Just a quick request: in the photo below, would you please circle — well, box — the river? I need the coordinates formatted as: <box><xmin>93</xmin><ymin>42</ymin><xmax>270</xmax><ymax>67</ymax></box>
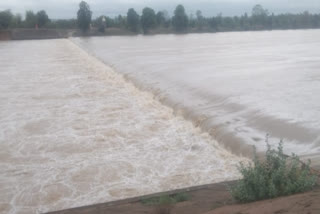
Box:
<box><xmin>0</xmin><ymin>39</ymin><xmax>245</xmax><ymax>214</ymax></box>
<box><xmin>73</xmin><ymin>29</ymin><xmax>320</xmax><ymax>165</ymax></box>
<box><xmin>1</xmin><ymin>29</ymin><xmax>319</xmax><ymax>213</ymax></box>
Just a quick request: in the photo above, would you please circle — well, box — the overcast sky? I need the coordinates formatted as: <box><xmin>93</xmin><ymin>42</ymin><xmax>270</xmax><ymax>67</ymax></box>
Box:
<box><xmin>0</xmin><ymin>0</ymin><xmax>320</xmax><ymax>19</ymax></box>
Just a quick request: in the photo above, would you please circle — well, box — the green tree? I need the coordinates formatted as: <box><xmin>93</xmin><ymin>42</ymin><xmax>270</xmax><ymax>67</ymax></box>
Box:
<box><xmin>172</xmin><ymin>5</ymin><xmax>188</xmax><ymax>32</ymax></box>
<box><xmin>53</xmin><ymin>19</ymin><xmax>77</xmax><ymax>29</ymax></box>
<box><xmin>105</xmin><ymin>16</ymin><xmax>115</xmax><ymax>28</ymax></box>
<box><xmin>10</xmin><ymin>13</ymin><xmax>22</xmax><ymax>28</ymax></box>
<box><xmin>208</xmin><ymin>17</ymin><xmax>217</xmax><ymax>30</ymax></box>
<box><xmin>127</xmin><ymin>8</ymin><xmax>140</xmax><ymax>32</ymax></box>
<box><xmin>159</xmin><ymin>10</ymin><xmax>171</xmax><ymax>28</ymax></box>
<box><xmin>94</xmin><ymin>16</ymin><xmax>106</xmax><ymax>32</ymax></box>
<box><xmin>188</xmin><ymin>13</ymin><xmax>196</xmax><ymax>28</ymax></box>
<box><xmin>141</xmin><ymin>7</ymin><xmax>156</xmax><ymax>34</ymax></box>
<box><xmin>25</xmin><ymin>10</ymin><xmax>37</xmax><ymax>28</ymax></box>
<box><xmin>196</xmin><ymin>10</ymin><xmax>205</xmax><ymax>30</ymax></box>
<box><xmin>222</xmin><ymin>17</ymin><xmax>235</xmax><ymax>30</ymax></box>
<box><xmin>156</xmin><ymin>11</ymin><xmax>165</xmax><ymax>27</ymax></box>
<box><xmin>37</xmin><ymin>10</ymin><xmax>50</xmax><ymax>28</ymax></box>
<box><xmin>240</xmin><ymin>13</ymin><xmax>250</xmax><ymax>30</ymax></box>
<box><xmin>252</xmin><ymin>4</ymin><xmax>268</xmax><ymax>16</ymax></box>
<box><xmin>252</xmin><ymin>4</ymin><xmax>269</xmax><ymax>29</ymax></box>
<box><xmin>77</xmin><ymin>1</ymin><xmax>92</xmax><ymax>32</ymax></box>
<box><xmin>114</xmin><ymin>15</ymin><xmax>126</xmax><ymax>28</ymax></box>
<box><xmin>0</xmin><ymin>10</ymin><xmax>13</xmax><ymax>29</ymax></box>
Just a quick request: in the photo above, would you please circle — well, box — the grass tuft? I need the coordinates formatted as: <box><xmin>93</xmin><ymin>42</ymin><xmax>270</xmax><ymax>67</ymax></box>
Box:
<box><xmin>141</xmin><ymin>192</ymin><xmax>190</xmax><ymax>206</ymax></box>
<box><xmin>229</xmin><ymin>139</ymin><xmax>317</xmax><ymax>203</ymax></box>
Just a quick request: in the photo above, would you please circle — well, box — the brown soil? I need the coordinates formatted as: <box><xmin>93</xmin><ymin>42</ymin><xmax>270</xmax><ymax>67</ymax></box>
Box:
<box><xmin>10</xmin><ymin>29</ymin><xmax>69</xmax><ymax>40</ymax></box>
<box><xmin>205</xmin><ymin>187</ymin><xmax>320</xmax><ymax>214</ymax></box>
<box><xmin>0</xmin><ymin>30</ymin><xmax>11</xmax><ymax>40</ymax></box>
<box><xmin>47</xmin><ymin>181</ymin><xmax>320</xmax><ymax>214</ymax></box>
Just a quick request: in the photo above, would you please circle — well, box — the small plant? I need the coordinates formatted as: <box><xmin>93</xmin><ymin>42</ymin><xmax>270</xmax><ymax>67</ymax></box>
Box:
<box><xmin>141</xmin><ymin>192</ymin><xmax>190</xmax><ymax>206</ymax></box>
<box><xmin>230</xmin><ymin>140</ymin><xmax>317</xmax><ymax>203</ymax></box>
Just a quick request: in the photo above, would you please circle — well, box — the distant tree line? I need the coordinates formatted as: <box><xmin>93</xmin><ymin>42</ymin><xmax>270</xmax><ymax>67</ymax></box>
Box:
<box><xmin>1</xmin><ymin>2</ymin><xmax>320</xmax><ymax>34</ymax></box>
<box><xmin>0</xmin><ymin>9</ymin><xmax>50</xmax><ymax>29</ymax></box>
<box><xmin>91</xmin><ymin>4</ymin><xmax>320</xmax><ymax>34</ymax></box>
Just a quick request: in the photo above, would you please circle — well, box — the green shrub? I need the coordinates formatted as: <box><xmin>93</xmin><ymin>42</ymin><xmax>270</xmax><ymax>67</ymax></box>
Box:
<box><xmin>230</xmin><ymin>141</ymin><xmax>317</xmax><ymax>202</ymax></box>
<box><xmin>141</xmin><ymin>192</ymin><xmax>190</xmax><ymax>206</ymax></box>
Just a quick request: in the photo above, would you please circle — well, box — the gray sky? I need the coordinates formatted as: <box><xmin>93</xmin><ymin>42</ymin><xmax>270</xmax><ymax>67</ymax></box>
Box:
<box><xmin>0</xmin><ymin>0</ymin><xmax>320</xmax><ymax>19</ymax></box>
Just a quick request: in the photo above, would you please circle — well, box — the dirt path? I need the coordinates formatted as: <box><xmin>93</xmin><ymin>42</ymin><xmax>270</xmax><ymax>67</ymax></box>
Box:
<box><xmin>48</xmin><ymin>181</ymin><xmax>320</xmax><ymax>214</ymax></box>
<box><xmin>206</xmin><ymin>187</ymin><xmax>320</xmax><ymax>214</ymax></box>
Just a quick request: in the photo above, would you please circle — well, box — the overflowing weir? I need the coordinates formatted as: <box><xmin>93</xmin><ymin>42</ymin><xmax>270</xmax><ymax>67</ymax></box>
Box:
<box><xmin>73</xmin><ymin>30</ymin><xmax>320</xmax><ymax>164</ymax></box>
<box><xmin>0</xmin><ymin>39</ymin><xmax>247</xmax><ymax>214</ymax></box>
<box><xmin>1</xmin><ymin>29</ymin><xmax>320</xmax><ymax>213</ymax></box>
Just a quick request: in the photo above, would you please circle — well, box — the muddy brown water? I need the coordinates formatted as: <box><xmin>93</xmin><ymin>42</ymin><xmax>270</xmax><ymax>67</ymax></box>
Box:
<box><xmin>73</xmin><ymin>30</ymin><xmax>320</xmax><ymax>165</ymax></box>
<box><xmin>1</xmin><ymin>29</ymin><xmax>320</xmax><ymax>213</ymax></box>
<box><xmin>0</xmin><ymin>39</ymin><xmax>246</xmax><ymax>214</ymax></box>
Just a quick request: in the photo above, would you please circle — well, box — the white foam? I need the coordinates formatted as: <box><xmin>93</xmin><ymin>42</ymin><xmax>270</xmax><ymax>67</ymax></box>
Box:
<box><xmin>72</xmin><ymin>30</ymin><xmax>320</xmax><ymax>160</ymax></box>
<box><xmin>0</xmin><ymin>39</ymin><xmax>247</xmax><ymax>214</ymax></box>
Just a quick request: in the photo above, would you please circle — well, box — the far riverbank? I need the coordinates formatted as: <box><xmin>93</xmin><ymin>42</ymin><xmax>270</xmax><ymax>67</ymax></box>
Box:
<box><xmin>1</xmin><ymin>26</ymin><xmax>320</xmax><ymax>41</ymax></box>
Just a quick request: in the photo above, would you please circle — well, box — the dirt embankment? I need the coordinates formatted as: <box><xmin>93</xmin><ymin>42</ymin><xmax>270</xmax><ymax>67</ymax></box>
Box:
<box><xmin>46</xmin><ymin>181</ymin><xmax>235</xmax><ymax>214</ymax></box>
<box><xmin>0</xmin><ymin>30</ymin><xmax>11</xmax><ymax>40</ymax></box>
<box><xmin>46</xmin><ymin>180</ymin><xmax>320</xmax><ymax>214</ymax></box>
<box><xmin>11</xmin><ymin>29</ymin><xmax>71</xmax><ymax>40</ymax></box>
<box><xmin>0</xmin><ymin>29</ymin><xmax>72</xmax><ymax>40</ymax></box>
<box><xmin>0</xmin><ymin>28</ymin><xmax>135</xmax><ymax>41</ymax></box>
<box><xmin>206</xmin><ymin>187</ymin><xmax>320</xmax><ymax>214</ymax></box>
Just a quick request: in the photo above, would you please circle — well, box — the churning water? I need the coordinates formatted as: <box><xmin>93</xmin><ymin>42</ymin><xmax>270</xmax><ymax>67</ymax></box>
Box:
<box><xmin>0</xmin><ymin>39</ymin><xmax>247</xmax><ymax>214</ymax></box>
<box><xmin>73</xmin><ymin>29</ymin><xmax>320</xmax><ymax>165</ymax></box>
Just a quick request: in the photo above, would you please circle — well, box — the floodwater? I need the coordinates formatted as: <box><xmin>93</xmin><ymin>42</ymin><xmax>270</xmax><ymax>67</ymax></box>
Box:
<box><xmin>73</xmin><ymin>29</ymin><xmax>320</xmax><ymax>165</ymax></box>
<box><xmin>0</xmin><ymin>39</ymin><xmax>247</xmax><ymax>214</ymax></box>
